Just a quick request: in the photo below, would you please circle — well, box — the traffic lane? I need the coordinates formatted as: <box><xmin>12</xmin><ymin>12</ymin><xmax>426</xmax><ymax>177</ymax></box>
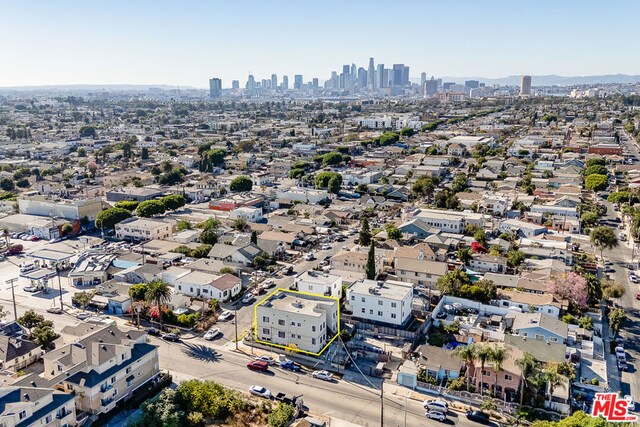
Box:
<box><xmin>154</xmin><ymin>338</ymin><xmax>462</xmax><ymax>427</ymax></box>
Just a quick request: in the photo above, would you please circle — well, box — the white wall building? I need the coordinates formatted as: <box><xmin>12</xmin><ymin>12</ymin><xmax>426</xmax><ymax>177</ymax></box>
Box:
<box><xmin>276</xmin><ymin>187</ymin><xmax>329</xmax><ymax>204</ymax></box>
<box><xmin>229</xmin><ymin>206</ymin><xmax>263</xmax><ymax>223</ymax></box>
<box><xmin>256</xmin><ymin>291</ymin><xmax>339</xmax><ymax>354</ymax></box>
<box><xmin>294</xmin><ymin>271</ymin><xmax>342</xmax><ymax>299</ymax></box>
<box><xmin>115</xmin><ymin>218</ymin><xmax>173</xmax><ymax>241</ymax></box>
<box><xmin>173</xmin><ymin>271</ymin><xmax>241</xmax><ymax>302</ymax></box>
<box><xmin>356</xmin><ymin>117</ymin><xmax>392</xmax><ymax>129</ymax></box>
<box><xmin>18</xmin><ymin>196</ymin><xmax>103</xmax><ymax>221</ymax></box>
<box><xmin>346</xmin><ymin>279</ymin><xmax>413</xmax><ymax>327</ymax></box>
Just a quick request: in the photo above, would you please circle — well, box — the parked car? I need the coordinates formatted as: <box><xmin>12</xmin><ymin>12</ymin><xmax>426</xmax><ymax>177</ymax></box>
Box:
<box><xmin>422</xmin><ymin>399</ymin><xmax>449</xmax><ymax>414</ymax></box>
<box><xmin>242</xmin><ymin>294</ymin><xmax>255</xmax><ymax>304</ymax></box>
<box><xmin>425</xmin><ymin>410</ymin><xmax>447</xmax><ymax>421</ymax></box>
<box><xmin>247</xmin><ymin>360</ymin><xmax>269</xmax><ymax>372</ymax></box>
<box><xmin>249</xmin><ymin>385</ymin><xmax>272</xmax><ymax>399</ymax></box>
<box><xmin>254</xmin><ymin>356</ymin><xmax>276</xmax><ymax>365</ymax></box>
<box><xmin>304</xmin><ymin>253</ymin><xmax>315</xmax><ymax>261</ymax></box>
<box><xmin>423</xmin><ymin>399</ymin><xmax>448</xmax><ymax>412</ymax></box>
<box><xmin>76</xmin><ymin>312</ymin><xmax>91</xmax><ymax>320</ymax></box>
<box><xmin>162</xmin><ymin>333</ymin><xmax>181</xmax><ymax>342</ymax></box>
<box><xmin>624</xmin><ymin>395</ymin><xmax>635</xmax><ymax>411</ymax></box>
<box><xmin>204</xmin><ymin>328</ymin><xmax>221</xmax><ymax>340</ymax></box>
<box><xmin>46</xmin><ymin>306</ymin><xmax>63</xmax><ymax>314</ymax></box>
<box><xmin>629</xmin><ymin>274</ymin><xmax>638</xmax><ymax>283</ymax></box>
<box><xmin>311</xmin><ymin>370</ymin><xmax>333</xmax><ymax>381</ymax></box>
<box><xmin>23</xmin><ymin>285</ymin><xmax>39</xmax><ymax>292</ymax></box>
<box><xmin>20</xmin><ymin>263</ymin><xmax>36</xmax><ymax>274</ymax></box>
<box><xmin>284</xmin><ymin>266</ymin><xmax>294</xmax><ymax>275</ymax></box>
<box><xmin>618</xmin><ymin>360</ymin><xmax>628</xmax><ymax>371</ymax></box>
<box><xmin>264</xmin><ymin>279</ymin><xmax>275</xmax><ymax>288</ymax></box>
<box><xmin>465</xmin><ymin>410</ymin><xmax>491</xmax><ymax>424</ymax></box>
<box><xmin>321</xmin><ymin>244</ymin><xmax>331</xmax><ymax>250</ymax></box>
<box><xmin>218</xmin><ymin>310</ymin><xmax>233</xmax><ymax>321</ymax></box>
<box><xmin>145</xmin><ymin>327</ymin><xmax>161</xmax><ymax>336</ymax></box>
<box><xmin>280</xmin><ymin>360</ymin><xmax>302</xmax><ymax>372</ymax></box>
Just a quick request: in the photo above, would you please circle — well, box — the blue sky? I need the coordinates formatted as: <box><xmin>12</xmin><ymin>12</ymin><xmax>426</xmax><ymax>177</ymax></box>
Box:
<box><xmin>1</xmin><ymin>0</ymin><xmax>638</xmax><ymax>87</ymax></box>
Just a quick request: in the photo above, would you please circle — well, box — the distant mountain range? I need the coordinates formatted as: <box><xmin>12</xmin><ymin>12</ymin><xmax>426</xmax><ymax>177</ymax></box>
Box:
<box><xmin>433</xmin><ymin>74</ymin><xmax>640</xmax><ymax>86</ymax></box>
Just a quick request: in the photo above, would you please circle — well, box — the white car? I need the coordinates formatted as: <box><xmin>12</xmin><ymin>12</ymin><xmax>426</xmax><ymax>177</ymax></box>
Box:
<box><xmin>254</xmin><ymin>356</ymin><xmax>276</xmax><ymax>365</ymax></box>
<box><xmin>630</xmin><ymin>274</ymin><xmax>638</xmax><ymax>283</ymax></box>
<box><xmin>624</xmin><ymin>395</ymin><xmax>635</xmax><ymax>411</ymax></box>
<box><xmin>304</xmin><ymin>254</ymin><xmax>315</xmax><ymax>261</ymax></box>
<box><xmin>321</xmin><ymin>244</ymin><xmax>331</xmax><ymax>250</ymax></box>
<box><xmin>425</xmin><ymin>410</ymin><xmax>447</xmax><ymax>421</ymax></box>
<box><xmin>204</xmin><ymin>328</ymin><xmax>221</xmax><ymax>340</ymax></box>
<box><xmin>249</xmin><ymin>385</ymin><xmax>272</xmax><ymax>399</ymax></box>
<box><xmin>242</xmin><ymin>294</ymin><xmax>255</xmax><ymax>304</ymax></box>
<box><xmin>218</xmin><ymin>310</ymin><xmax>233</xmax><ymax>321</ymax></box>
<box><xmin>23</xmin><ymin>285</ymin><xmax>39</xmax><ymax>292</ymax></box>
<box><xmin>423</xmin><ymin>399</ymin><xmax>449</xmax><ymax>412</ymax></box>
<box><xmin>76</xmin><ymin>312</ymin><xmax>91</xmax><ymax>320</ymax></box>
<box><xmin>311</xmin><ymin>370</ymin><xmax>333</xmax><ymax>381</ymax></box>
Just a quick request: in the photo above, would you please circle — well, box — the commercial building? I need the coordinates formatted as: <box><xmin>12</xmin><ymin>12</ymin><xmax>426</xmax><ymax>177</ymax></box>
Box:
<box><xmin>293</xmin><ymin>271</ymin><xmax>342</xmax><ymax>298</ymax></box>
<box><xmin>209</xmin><ymin>78</ymin><xmax>222</xmax><ymax>98</ymax></box>
<box><xmin>346</xmin><ymin>279</ymin><xmax>413</xmax><ymax>327</ymax></box>
<box><xmin>256</xmin><ymin>291</ymin><xmax>339</xmax><ymax>354</ymax></box>
<box><xmin>18</xmin><ymin>196</ymin><xmax>103</xmax><ymax>221</ymax></box>
<box><xmin>520</xmin><ymin>75</ymin><xmax>532</xmax><ymax>96</ymax></box>
<box><xmin>106</xmin><ymin>187</ymin><xmax>164</xmax><ymax>203</ymax></box>
<box><xmin>115</xmin><ymin>217</ymin><xmax>173</xmax><ymax>242</ymax></box>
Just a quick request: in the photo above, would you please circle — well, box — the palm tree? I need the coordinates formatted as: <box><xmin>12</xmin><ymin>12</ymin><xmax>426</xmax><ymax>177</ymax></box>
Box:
<box><xmin>490</xmin><ymin>346</ymin><xmax>509</xmax><ymax>399</ymax></box>
<box><xmin>542</xmin><ymin>362</ymin><xmax>567</xmax><ymax>406</ymax></box>
<box><xmin>515</xmin><ymin>352</ymin><xmax>538</xmax><ymax>407</ymax></box>
<box><xmin>145</xmin><ymin>280</ymin><xmax>172</xmax><ymax>329</ymax></box>
<box><xmin>476</xmin><ymin>345</ymin><xmax>494</xmax><ymax>396</ymax></box>
<box><xmin>453</xmin><ymin>343</ymin><xmax>477</xmax><ymax>391</ymax></box>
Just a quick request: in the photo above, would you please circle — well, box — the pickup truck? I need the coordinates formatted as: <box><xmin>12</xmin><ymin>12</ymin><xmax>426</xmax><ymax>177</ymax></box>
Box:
<box><xmin>279</xmin><ymin>360</ymin><xmax>302</xmax><ymax>372</ymax></box>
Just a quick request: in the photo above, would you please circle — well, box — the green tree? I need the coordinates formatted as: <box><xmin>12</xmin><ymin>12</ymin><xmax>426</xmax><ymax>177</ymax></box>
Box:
<box><xmin>176</xmin><ymin>220</ymin><xmax>191</xmax><ymax>231</ymax></box>
<box><xmin>578</xmin><ymin>316</ymin><xmax>594</xmax><ymax>331</ymax></box>
<box><xmin>114</xmin><ymin>200</ymin><xmax>139</xmax><ymax>211</ymax></box>
<box><xmin>412</xmin><ymin>176</ymin><xmax>436</xmax><ymax>198</ymax></box>
<box><xmin>141</xmin><ymin>147</ymin><xmax>149</xmax><ymax>160</ymax></box>
<box><xmin>602</xmin><ymin>280</ymin><xmax>625</xmax><ymax>300</ymax></box>
<box><xmin>399</xmin><ymin>127</ymin><xmax>415</xmax><ymax>137</ymax></box>
<box><xmin>359</xmin><ymin>217</ymin><xmax>372</xmax><ymax>246</ymax></box>
<box><xmin>229</xmin><ymin>176</ymin><xmax>253</xmax><ymax>192</ymax></box>
<box><xmin>515</xmin><ymin>352</ymin><xmax>539</xmax><ymax>407</ymax></box>
<box><xmin>584</xmin><ymin>174</ymin><xmax>608</xmax><ymax>192</ymax></box>
<box><xmin>365</xmin><ymin>241</ymin><xmax>376</xmax><ymax>280</ymax></box>
<box><xmin>79</xmin><ymin>125</ymin><xmax>96</xmax><ymax>137</ymax></box>
<box><xmin>542</xmin><ymin>362</ymin><xmax>567</xmax><ymax>406</ymax></box>
<box><xmin>219</xmin><ymin>267</ymin><xmax>236</xmax><ymax>275</ymax></box>
<box><xmin>315</xmin><ymin>171</ymin><xmax>341</xmax><ymax>190</ymax></box>
<box><xmin>73</xmin><ymin>291</ymin><xmax>94</xmax><ymax>310</ymax></box>
<box><xmin>473</xmin><ymin>229</ymin><xmax>487</xmax><ymax>246</ymax></box>
<box><xmin>268</xmin><ymin>403</ymin><xmax>295</xmax><ymax>427</ymax></box>
<box><xmin>608</xmin><ymin>307</ymin><xmax>626</xmax><ymax>335</ymax></box>
<box><xmin>328</xmin><ymin>174</ymin><xmax>342</xmax><ymax>194</ymax></box>
<box><xmin>31</xmin><ymin>324</ymin><xmax>59</xmax><ymax>350</ymax></box>
<box><xmin>128</xmin><ymin>283</ymin><xmax>149</xmax><ymax>301</ymax></box>
<box><xmin>436</xmin><ymin>270</ymin><xmax>471</xmax><ymax>296</ymax></box>
<box><xmin>580</xmin><ymin>211</ymin><xmax>600</xmax><ymax>227</ymax></box>
<box><xmin>434</xmin><ymin>189</ymin><xmax>461</xmax><ymax>209</ymax></box>
<box><xmin>453</xmin><ymin>344</ymin><xmax>477</xmax><ymax>391</ymax></box>
<box><xmin>590</xmin><ymin>226</ymin><xmax>619</xmax><ymax>261</ymax></box>
<box><xmin>17</xmin><ymin>309</ymin><xmax>45</xmax><ymax>334</ymax></box>
<box><xmin>451</xmin><ymin>173</ymin><xmax>468</xmax><ymax>193</ymax></box>
<box><xmin>161</xmin><ymin>194</ymin><xmax>186</xmax><ymax>211</ymax></box>
<box><xmin>490</xmin><ymin>346</ymin><xmax>509</xmax><ymax>395</ymax></box>
<box><xmin>384</xmin><ymin>223</ymin><xmax>402</xmax><ymax>240</ymax></box>
<box><xmin>507</xmin><ymin>249</ymin><xmax>525</xmax><ymax>268</ymax></box>
<box><xmin>95</xmin><ymin>207</ymin><xmax>132</xmax><ymax>229</ymax></box>
<box><xmin>0</xmin><ymin>178</ymin><xmax>14</xmax><ymax>191</ymax></box>
<box><xmin>77</xmin><ymin>147</ymin><xmax>86</xmax><ymax>157</ymax></box>
<box><xmin>199</xmin><ymin>228</ymin><xmax>218</xmax><ymax>245</ymax></box>
<box><xmin>586</xmin><ymin>158</ymin><xmax>606</xmax><ymax>167</ymax></box>
<box><xmin>476</xmin><ymin>345</ymin><xmax>494</xmax><ymax>396</ymax></box>
<box><xmin>457</xmin><ymin>247</ymin><xmax>473</xmax><ymax>265</ymax></box>
<box><xmin>584</xmin><ymin>165</ymin><xmax>607</xmax><ymax>177</ymax></box>
<box><xmin>232</xmin><ymin>217</ymin><xmax>248</xmax><ymax>231</ymax></box>
<box><xmin>250</xmin><ymin>230</ymin><xmax>258</xmax><ymax>244</ymax></box>
<box><xmin>322</xmin><ymin>152</ymin><xmax>343</xmax><ymax>166</ymax></box>
<box><xmin>145</xmin><ymin>280</ymin><xmax>172</xmax><ymax>328</ymax></box>
<box><xmin>136</xmin><ymin>199</ymin><xmax>167</xmax><ymax>217</ymax></box>
<box><xmin>137</xmin><ymin>389</ymin><xmax>185</xmax><ymax>427</ymax></box>
<box><xmin>61</xmin><ymin>223</ymin><xmax>74</xmax><ymax>236</ymax></box>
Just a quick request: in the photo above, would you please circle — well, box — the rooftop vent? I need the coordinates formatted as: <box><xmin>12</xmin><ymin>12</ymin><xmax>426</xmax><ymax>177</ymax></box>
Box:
<box><xmin>292</xmin><ymin>300</ymin><xmax>303</xmax><ymax>309</ymax></box>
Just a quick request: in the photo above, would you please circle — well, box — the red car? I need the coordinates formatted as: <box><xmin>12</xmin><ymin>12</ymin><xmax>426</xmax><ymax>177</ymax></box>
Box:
<box><xmin>247</xmin><ymin>360</ymin><xmax>269</xmax><ymax>372</ymax></box>
<box><xmin>635</xmin><ymin>292</ymin><xmax>640</xmax><ymax>301</ymax></box>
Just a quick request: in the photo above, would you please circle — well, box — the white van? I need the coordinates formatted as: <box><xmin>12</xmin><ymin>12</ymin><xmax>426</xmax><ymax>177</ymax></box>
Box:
<box><xmin>423</xmin><ymin>399</ymin><xmax>449</xmax><ymax>412</ymax></box>
<box><xmin>20</xmin><ymin>263</ymin><xmax>36</xmax><ymax>274</ymax></box>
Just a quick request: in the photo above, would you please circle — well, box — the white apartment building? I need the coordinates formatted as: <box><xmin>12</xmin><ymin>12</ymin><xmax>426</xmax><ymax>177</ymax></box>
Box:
<box><xmin>229</xmin><ymin>206</ymin><xmax>263</xmax><ymax>223</ymax></box>
<box><xmin>414</xmin><ymin>210</ymin><xmax>465</xmax><ymax>233</ymax></box>
<box><xmin>294</xmin><ymin>271</ymin><xmax>342</xmax><ymax>299</ymax></box>
<box><xmin>346</xmin><ymin>279</ymin><xmax>413</xmax><ymax>327</ymax></box>
<box><xmin>115</xmin><ymin>217</ymin><xmax>173</xmax><ymax>241</ymax></box>
<box><xmin>276</xmin><ymin>187</ymin><xmax>329</xmax><ymax>204</ymax></box>
<box><xmin>256</xmin><ymin>291</ymin><xmax>338</xmax><ymax>354</ymax></box>
<box><xmin>356</xmin><ymin>117</ymin><xmax>392</xmax><ymax>129</ymax></box>
<box><xmin>0</xmin><ymin>387</ymin><xmax>77</xmax><ymax>427</ymax></box>
<box><xmin>42</xmin><ymin>323</ymin><xmax>159</xmax><ymax>416</ymax></box>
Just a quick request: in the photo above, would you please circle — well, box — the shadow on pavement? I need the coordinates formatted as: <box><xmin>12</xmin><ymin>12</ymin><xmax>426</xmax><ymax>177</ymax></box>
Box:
<box><xmin>181</xmin><ymin>343</ymin><xmax>222</xmax><ymax>363</ymax></box>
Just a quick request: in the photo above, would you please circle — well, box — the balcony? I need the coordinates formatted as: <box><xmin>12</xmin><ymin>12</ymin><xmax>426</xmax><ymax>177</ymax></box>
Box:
<box><xmin>99</xmin><ymin>384</ymin><xmax>113</xmax><ymax>393</ymax></box>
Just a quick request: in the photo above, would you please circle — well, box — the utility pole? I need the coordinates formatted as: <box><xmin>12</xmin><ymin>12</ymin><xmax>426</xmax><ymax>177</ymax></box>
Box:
<box><xmin>6</xmin><ymin>278</ymin><xmax>18</xmax><ymax>322</ymax></box>
<box><xmin>380</xmin><ymin>379</ymin><xmax>384</xmax><ymax>427</ymax></box>
<box><xmin>56</xmin><ymin>265</ymin><xmax>64</xmax><ymax>310</ymax></box>
<box><xmin>234</xmin><ymin>308</ymin><xmax>238</xmax><ymax>350</ymax></box>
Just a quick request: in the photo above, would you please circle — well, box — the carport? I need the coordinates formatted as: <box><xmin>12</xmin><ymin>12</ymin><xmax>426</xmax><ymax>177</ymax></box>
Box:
<box><xmin>20</xmin><ymin>268</ymin><xmax>57</xmax><ymax>291</ymax></box>
<box><xmin>29</xmin><ymin>249</ymin><xmax>75</xmax><ymax>270</ymax></box>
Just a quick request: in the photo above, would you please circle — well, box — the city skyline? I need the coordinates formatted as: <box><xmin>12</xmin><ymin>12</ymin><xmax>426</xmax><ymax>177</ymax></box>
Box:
<box><xmin>2</xmin><ymin>0</ymin><xmax>640</xmax><ymax>88</ymax></box>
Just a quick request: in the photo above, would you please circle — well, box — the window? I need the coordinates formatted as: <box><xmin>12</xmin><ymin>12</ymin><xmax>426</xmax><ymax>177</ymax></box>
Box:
<box><xmin>535</xmin><ymin>334</ymin><xmax>544</xmax><ymax>340</ymax></box>
<box><xmin>291</xmin><ymin>321</ymin><xmax>296</xmax><ymax>326</ymax></box>
<box><xmin>312</xmin><ymin>326</ymin><xmax>316</xmax><ymax>332</ymax></box>
<box><xmin>278</xmin><ymin>331</ymin><xmax>286</xmax><ymax>338</ymax></box>
<box><xmin>262</xmin><ymin>316</ymin><xmax>269</xmax><ymax>322</ymax></box>
<box><xmin>126</xmin><ymin>367</ymin><xmax>131</xmax><ymax>374</ymax></box>
<box><xmin>505</xmin><ymin>374</ymin><xmax>513</xmax><ymax>381</ymax></box>
<box><xmin>312</xmin><ymin>338</ymin><xmax>316</xmax><ymax>345</ymax></box>
<box><xmin>350</xmin><ymin>295</ymin><xmax>355</xmax><ymax>301</ymax></box>
<box><xmin>262</xmin><ymin>328</ymin><xmax>270</xmax><ymax>335</ymax></box>
<box><xmin>369</xmin><ymin>309</ymin><xmax>373</xmax><ymax>314</ymax></box>
<box><xmin>391</xmin><ymin>313</ymin><xmax>397</xmax><ymax>319</ymax></box>
<box><xmin>19</xmin><ymin>411</ymin><xmax>26</xmax><ymax>420</ymax></box>
<box><xmin>549</xmin><ymin>337</ymin><xmax>558</xmax><ymax>343</ymax></box>
<box><xmin>391</xmin><ymin>302</ymin><xmax>397</xmax><ymax>308</ymax></box>
<box><xmin>111</xmin><ymin>376</ymin><xmax>116</xmax><ymax>384</ymax></box>
<box><xmin>482</xmin><ymin>370</ymin><xmax>491</xmax><ymax>376</ymax></box>
<box><xmin>377</xmin><ymin>311</ymin><xmax>383</xmax><ymax>316</ymax></box>
<box><xmin>378</xmin><ymin>300</ymin><xmax>383</xmax><ymax>306</ymax></box>
<box><xmin>361</xmin><ymin>308</ymin><xmax>365</xmax><ymax>313</ymax></box>
<box><xmin>278</xmin><ymin>319</ymin><xmax>285</xmax><ymax>326</ymax></box>
<box><xmin>45</xmin><ymin>415</ymin><xmax>52</xmax><ymax>424</ymax></box>
<box><xmin>361</xmin><ymin>297</ymin><xmax>365</xmax><ymax>302</ymax></box>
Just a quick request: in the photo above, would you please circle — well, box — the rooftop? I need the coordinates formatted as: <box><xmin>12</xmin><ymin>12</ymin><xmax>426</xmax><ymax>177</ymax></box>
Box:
<box><xmin>349</xmin><ymin>279</ymin><xmax>413</xmax><ymax>300</ymax></box>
